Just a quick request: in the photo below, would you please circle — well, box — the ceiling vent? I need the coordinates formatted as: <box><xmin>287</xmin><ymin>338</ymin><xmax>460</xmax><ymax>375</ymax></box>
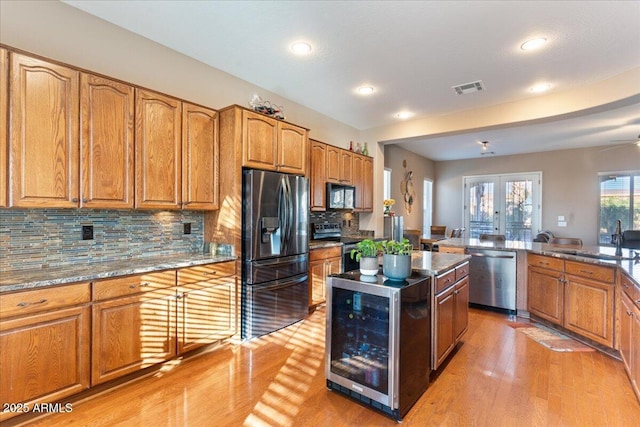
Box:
<box><xmin>452</xmin><ymin>80</ymin><xmax>485</xmax><ymax>95</ymax></box>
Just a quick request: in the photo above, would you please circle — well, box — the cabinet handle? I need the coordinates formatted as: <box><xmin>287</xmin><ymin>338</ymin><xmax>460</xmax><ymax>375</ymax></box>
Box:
<box><xmin>622</xmin><ymin>283</ymin><xmax>629</xmax><ymax>288</ymax></box>
<box><xmin>17</xmin><ymin>298</ymin><xmax>47</xmax><ymax>307</ymax></box>
<box><xmin>129</xmin><ymin>282</ymin><xmax>149</xmax><ymax>289</ymax></box>
<box><xmin>176</xmin><ymin>293</ymin><xmax>184</xmax><ymax>300</ymax></box>
<box><xmin>205</xmin><ymin>271</ymin><xmax>217</xmax><ymax>276</ymax></box>
<box><xmin>579</xmin><ymin>270</ymin><xmax>594</xmax><ymax>275</ymax></box>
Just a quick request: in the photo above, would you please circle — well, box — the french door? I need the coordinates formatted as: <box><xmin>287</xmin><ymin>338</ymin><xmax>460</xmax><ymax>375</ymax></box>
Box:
<box><xmin>463</xmin><ymin>173</ymin><xmax>541</xmax><ymax>242</ymax></box>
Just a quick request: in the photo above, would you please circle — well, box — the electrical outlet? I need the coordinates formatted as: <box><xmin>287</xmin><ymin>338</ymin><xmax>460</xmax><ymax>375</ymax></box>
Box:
<box><xmin>183</xmin><ymin>223</ymin><xmax>192</xmax><ymax>235</ymax></box>
<box><xmin>82</xmin><ymin>225</ymin><xmax>94</xmax><ymax>240</ymax></box>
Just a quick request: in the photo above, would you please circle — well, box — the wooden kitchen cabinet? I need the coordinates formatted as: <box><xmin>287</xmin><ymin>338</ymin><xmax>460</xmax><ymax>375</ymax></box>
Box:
<box><xmin>432</xmin><ymin>262</ymin><xmax>469</xmax><ymax>370</ymax></box>
<box><xmin>0</xmin><ymin>47</ymin><xmax>7</xmax><ymax>207</ymax></box>
<box><xmin>182</xmin><ymin>103</ymin><xmax>219</xmax><ymax>210</ymax></box>
<box><xmin>619</xmin><ymin>272</ymin><xmax>640</xmax><ymax>400</ymax></box>
<box><xmin>9</xmin><ymin>53</ymin><xmax>80</xmax><ymax>208</ymax></box>
<box><xmin>91</xmin><ymin>271</ymin><xmax>177</xmax><ymax>385</ymax></box>
<box><xmin>527</xmin><ymin>254</ymin><xmax>615</xmax><ymax>348</ymax></box>
<box><xmin>352</xmin><ymin>153</ymin><xmax>373</xmax><ymax>212</ymax></box>
<box><xmin>309</xmin><ymin>246</ymin><xmax>342</xmax><ymax>309</ymax></box>
<box><xmin>80</xmin><ymin>73</ymin><xmax>135</xmax><ymax>208</ymax></box>
<box><xmin>241</xmin><ymin>108</ymin><xmax>307</xmax><ymax>175</ymax></box>
<box><xmin>310</xmin><ymin>139</ymin><xmax>327</xmax><ymax>211</ymax></box>
<box><xmin>0</xmin><ymin>283</ymin><xmax>91</xmax><ymax>421</ymax></box>
<box><xmin>339</xmin><ymin>150</ymin><xmax>353</xmax><ymax>184</ymax></box>
<box><xmin>326</xmin><ymin>145</ymin><xmax>352</xmax><ymax>184</ymax></box>
<box><xmin>176</xmin><ymin>262</ymin><xmax>237</xmax><ymax>354</ymax></box>
<box><xmin>135</xmin><ymin>88</ymin><xmax>182</xmax><ymax>209</ymax></box>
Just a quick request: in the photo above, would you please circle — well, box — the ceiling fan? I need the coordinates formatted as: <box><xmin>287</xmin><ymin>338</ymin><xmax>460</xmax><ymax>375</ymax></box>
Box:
<box><xmin>599</xmin><ymin>134</ymin><xmax>640</xmax><ymax>152</ymax></box>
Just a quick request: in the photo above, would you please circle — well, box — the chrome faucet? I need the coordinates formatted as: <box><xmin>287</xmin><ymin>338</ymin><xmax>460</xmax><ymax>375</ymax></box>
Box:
<box><xmin>613</xmin><ymin>219</ymin><xmax>623</xmax><ymax>256</ymax></box>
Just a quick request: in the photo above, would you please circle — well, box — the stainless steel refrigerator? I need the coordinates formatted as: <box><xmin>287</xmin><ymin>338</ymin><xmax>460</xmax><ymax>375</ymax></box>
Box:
<box><xmin>242</xmin><ymin>169</ymin><xmax>309</xmax><ymax>339</ymax></box>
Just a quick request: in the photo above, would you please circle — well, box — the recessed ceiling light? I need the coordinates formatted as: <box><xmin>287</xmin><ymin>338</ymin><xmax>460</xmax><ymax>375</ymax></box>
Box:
<box><xmin>356</xmin><ymin>86</ymin><xmax>375</xmax><ymax>95</ymax></box>
<box><xmin>290</xmin><ymin>41</ymin><xmax>312</xmax><ymax>55</ymax></box>
<box><xmin>529</xmin><ymin>83</ymin><xmax>552</xmax><ymax>93</ymax></box>
<box><xmin>395</xmin><ymin>111</ymin><xmax>413</xmax><ymax>120</ymax></box>
<box><xmin>521</xmin><ymin>37</ymin><xmax>547</xmax><ymax>51</ymax></box>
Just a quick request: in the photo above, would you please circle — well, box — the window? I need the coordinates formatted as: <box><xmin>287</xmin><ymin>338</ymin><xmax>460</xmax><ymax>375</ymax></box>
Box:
<box><xmin>384</xmin><ymin>168</ymin><xmax>391</xmax><ymax>201</ymax></box>
<box><xmin>598</xmin><ymin>172</ymin><xmax>640</xmax><ymax>244</ymax></box>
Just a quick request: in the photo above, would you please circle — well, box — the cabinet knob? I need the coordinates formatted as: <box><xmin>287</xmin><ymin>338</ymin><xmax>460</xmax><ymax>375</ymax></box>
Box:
<box><xmin>72</xmin><ymin>198</ymin><xmax>79</xmax><ymax>203</ymax></box>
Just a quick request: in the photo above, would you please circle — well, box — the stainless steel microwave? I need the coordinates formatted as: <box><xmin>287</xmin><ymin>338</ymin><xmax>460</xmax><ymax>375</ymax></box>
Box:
<box><xmin>327</xmin><ymin>183</ymin><xmax>355</xmax><ymax>209</ymax></box>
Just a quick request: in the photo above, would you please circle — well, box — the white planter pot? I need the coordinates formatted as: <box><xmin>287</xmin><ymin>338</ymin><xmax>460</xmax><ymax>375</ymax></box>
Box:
<box><xmin>359</xmin><ymin>256</ymin><xmax>379</xmax><ymax>276</ymax></box>
<box><xmin>382</xmin><ymin>254</ymin><xmax>412</xmax><ymax>281</ymax></box>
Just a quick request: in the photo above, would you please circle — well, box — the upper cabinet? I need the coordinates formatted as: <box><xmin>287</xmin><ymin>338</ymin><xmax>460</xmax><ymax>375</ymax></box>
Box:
<box><xmin>310</xmin><ymin>139</ymin><xmax>327</xmax><ymax>211</ymax></box>
<box><xmin>182</xmin><ymin>103</ymin><xmax>219</xmax><ymax>210</ymax></box>
<box><xmin>0</xmin><ymin>48</ymin><xmax>7</xmax><ymax>207</ymax></box>
<box><xmin>9</xmin><ymin>53</ymin><xmax>80</xmax><ymax>208</ymax></box>
<box><xmin>135</xmin><ymin>88</ymin><xmax>182</xmax><ymax>209</ymax></box>
<box><xmin>241</xmin><ymin>109</ymin><xmax>308</xmax><ymax>175</ymax></box>
<box><xmin>353</xmin><ymin>154</ymin><xmax>373</xmax><ymax>211</ymax></box>
<box><xmin>80</xmin><ymin>73</ymin><xmax>135</xmax><ymax>209</ymax></box>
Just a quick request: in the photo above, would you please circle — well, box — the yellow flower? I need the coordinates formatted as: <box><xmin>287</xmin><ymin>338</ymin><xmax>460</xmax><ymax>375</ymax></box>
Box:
<box><xmin>383</xmin><ymin>199</ymin><xmax>395</xmax><ymax>207</ymax></box>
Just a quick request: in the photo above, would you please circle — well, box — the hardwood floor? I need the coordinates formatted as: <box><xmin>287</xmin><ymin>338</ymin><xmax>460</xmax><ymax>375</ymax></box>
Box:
<box><xmin>10</xmin><ymin>308</ymin><xmax>640</xmax><ymax>426</ymax></box>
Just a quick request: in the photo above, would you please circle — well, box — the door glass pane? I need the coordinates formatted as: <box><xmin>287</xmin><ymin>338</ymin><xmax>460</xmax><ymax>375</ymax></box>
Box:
<box><xmin>599</xmin><ymin>176</ymin><xmax>630</xmax><ymax>244</ymax></box>
<box><xmin>468</xmin><ymin>181</ymin><xmax>495</xmax><ymax>238</ymax></box>
<box><xmin>504</xmin><ymin>179</ymin><xmax>533</xmax><ymax>242</ymax></box>
<box><xmin>634</xmin><ymin>176</ymin><xmax>640</xmax><ymax>229</ymax></box>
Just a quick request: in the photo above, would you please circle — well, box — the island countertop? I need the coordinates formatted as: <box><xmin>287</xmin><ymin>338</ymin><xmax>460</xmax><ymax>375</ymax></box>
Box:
<box><xmin>411</xmin><ymin>251</ymin><xmax>470</xmax><ymax>276</ymax></box>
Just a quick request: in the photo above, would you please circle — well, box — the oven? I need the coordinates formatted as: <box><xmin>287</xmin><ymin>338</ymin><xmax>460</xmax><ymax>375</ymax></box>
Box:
<box><xmin>342</xmin><ymin>242</ymin><xmax>359</xmax><ymax>272</ymax></box>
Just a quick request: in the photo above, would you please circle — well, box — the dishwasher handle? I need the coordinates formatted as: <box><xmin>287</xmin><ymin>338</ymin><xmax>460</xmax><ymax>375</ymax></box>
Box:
<box><xmin>468</xmin><ymin>252</ymin><xmax>515</xmax><ymax>259</ymax></box>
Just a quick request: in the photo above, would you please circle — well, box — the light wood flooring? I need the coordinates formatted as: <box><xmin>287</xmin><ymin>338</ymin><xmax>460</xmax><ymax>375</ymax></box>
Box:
<box><xmin>11</xmin><ymin>308</ymin><xmax>640</xmax><ymax>427</ymax></box>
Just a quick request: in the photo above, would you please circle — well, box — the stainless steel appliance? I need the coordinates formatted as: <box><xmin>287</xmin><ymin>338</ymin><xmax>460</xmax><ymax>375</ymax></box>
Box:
<box><xmin>311</xmin><ymin>222</ymin><xmax>364</xmax><ymax>272</ymax></box>
<box><xmin>326</xmin><ymin>271</ymin><xmax>431</xmax><ymax>421</ymax></box>
<box><xmin>242</xmin><ymin>169</ymin><xmax>309</xmax><ymax>339</ymax></box>
<box><xmin>466</xmin><ymin>249</ymin><xmax>517</xmax><ymax>313</ymax></box>
<box><xmin>383</xmin><ymin>216</ymin><xmax>403</xmax><ymax>241</ymax></box>
<box><xmin>327</xmin><ymin>183</ymin><xmax>355</xmax><ymax>209</ymax></box>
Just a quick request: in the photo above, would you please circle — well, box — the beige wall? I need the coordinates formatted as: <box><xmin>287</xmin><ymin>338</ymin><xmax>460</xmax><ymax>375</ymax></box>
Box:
<box><xmin>383</xmin><ymin>145</ymin><xmax>435</xmax><ymax>231</ymax></box>
<box><xmin>0</xmin><ymin>0</ymin><xmax>359</xmax><ymax>148</ymax></box>
<box><xmin>434</xmin><ymin>144</ymin><xmax>640</xmax><ymax>246</ymax></box>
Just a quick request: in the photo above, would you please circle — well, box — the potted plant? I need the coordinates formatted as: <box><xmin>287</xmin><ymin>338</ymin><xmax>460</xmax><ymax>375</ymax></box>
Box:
<box><xmin>350</xmin><ymin>239</ymin><xmax>381</xmax><ymax>276</ymax></box>
<box><xmin>380</xmin><ymin>238</ymin><xmax>413</xmax><ymax>281</ymax></box>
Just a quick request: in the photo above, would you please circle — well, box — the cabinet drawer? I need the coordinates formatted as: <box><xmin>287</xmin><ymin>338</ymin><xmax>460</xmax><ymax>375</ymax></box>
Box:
<box><xmin>455</xmin><ymin>262</ymin><xmax>469</xmax><ymax>281</ymax></box>
<box><xmin>528</xmin><ymin>254</ymin><xmax>564</xmax><ymax>271</ymax></box>
<box><xmin>0</xmin><ymin>283</ymin><xmax>91</xmax><ymax>319</ymax></box>
<box><xmin>310</xmin><ymin>246</ymin><xmax>342</xmax><ymax>261</ymax></box>
<box><xmin>435</xmin><ymin>269</ymin><xmax>456</xmax><ymax>294</ymax></box>
<box><xmin>565</xmin><ymin>260</ymin><xmax>615</xmax><ymax>283</ymax></box>
<box><xmin>620</xmin><ymin>273</ymin><xmax>640</xmax><ymax>304</ymax></box>
<box><xmin>177</xmin><ymin>262</ymin><xmax>236</xmax><ymax>286</ymax></box>
<box><xmin>93</xmin><ymin>270</ymin><xmax>176</xmax><ymax>301</ymax></box>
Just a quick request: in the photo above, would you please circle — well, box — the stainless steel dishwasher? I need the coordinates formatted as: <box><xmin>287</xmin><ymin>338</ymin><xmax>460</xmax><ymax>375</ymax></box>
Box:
<box><xmin>466</xmin><ymin>249</ymin><xmax>517</xmax><ymax>313</ymax></box>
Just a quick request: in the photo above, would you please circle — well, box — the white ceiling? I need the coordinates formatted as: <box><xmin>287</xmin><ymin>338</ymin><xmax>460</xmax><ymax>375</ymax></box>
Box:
<box><xmin>63</xmin><ymin>0</ymin><xmax>640</xmax><ymax>161</ymax></box>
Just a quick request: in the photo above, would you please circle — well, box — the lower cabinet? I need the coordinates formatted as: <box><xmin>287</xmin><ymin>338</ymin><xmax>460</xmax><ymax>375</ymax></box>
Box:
<box><xmin>309</xmin><ymin>246</ymin><xmax>342</xmax><ymax>309</ymax></box>
<box><xmin>432</xmin><ymin>262</ymin><xmax>469</xmax><ymax>370</ymax></box>
<box><xmin>0</xmin><ymin>283</ymin><xmax>91</xmax><ymax>422</ymax></box>
<box><xmin>91</xmin><ymin>272</ymin><xmax>177</xmax><ymax>385</ymax></box>
<box><xmin>176</xmin><ymin>262</ymin><xmax>237</xmax><ymax>354</ymax></box>
<box><xmin>619</xmin><ymin>273</ymin><xmax>640</xmax><ymax>400</ymax></box>
<box><xmin>527</xmin><ymin>254</ymin><xmax>615</xmax><ymax>348</ymax></box>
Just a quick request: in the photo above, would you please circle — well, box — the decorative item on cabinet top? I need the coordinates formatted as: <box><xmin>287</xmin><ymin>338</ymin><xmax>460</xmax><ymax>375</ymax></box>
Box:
<box><xmin>249</xmin><ymin>93</ymin><xmax>285</xmax><ymax>120</ymax></box>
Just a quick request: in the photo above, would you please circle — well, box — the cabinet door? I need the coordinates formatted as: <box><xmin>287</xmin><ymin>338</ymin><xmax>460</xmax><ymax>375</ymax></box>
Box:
<box><xmin>527</xmin><ymin>266</ymin><xmax>564</xmax><ymax>325</ymax></box>
<box><xmin>620</xmin><ymin>294</ymin><xmax>633</xmax><ymax>371</ymax></box>
<box><xmin>178</xmin><ymin>280</ymin><xmax>236</xmax><ymax>354</ymax></box>
<box><xmin>352</xmin><ymin>154</ymin><xmax>364</xmax><ymax>210</ymax></box>
<box><xmin>135</xmin><ymin>88</ymin><xmax>182</xmax><ymax>209</ymax></box>
<box><xmin>309</xmin><ymin>258</ymin><xmax>326</xmax><ymax>307</ymax></box>
<box><xmin>632</xmin><ymin>307</ymin><xmax>640</xmax><ymax>398</ymax></box>
<box><xmin>182</xmin><ymin>103</ymin><xmax>219</xmax><ymax>210</ymax></box>
<box><xmin>310</xmin><ymin>140</ymin><xmax>327</xmax><ymax>211</ymax></box>
<box><xmin>91</xmin><ymin>290</ymin><xmax>176</xmax><ymax>385</ymax></box>
<box><xmin>564</xmin><ymin>274</ymin><xmax>614</xmax><ymax>347</ymax></box>
<box><xmin>0</xmin><ymin>48</ymin><xmax>7</xmax><ymax>207</ymax></box>
<box><xmin>278</xmin><ymin>122</ymin><xmax>307</xmax><ymax>175</ymax></box>
<box><xmin>362</xmin><ymin>157</ymin><xmax>374</xmax><ymax>211</ymax></box>
<box><xmin>340</xmin><ymin>150</ymin><xmax>353</xmax><ymax>184</ymax></box>
<box><xmin>242</xmin><ymin>110</ymin><xmax>277</xmax><ymax>170</ymax></box>
<box><xmin>326</xmin><ymin>145</ymin><xmax>341</xmax><ymax>183</ymax></box>
<box><xmin>80</xmin><ymin>73</ymin><xmax>135</xmax><ymax>208</ymax></box>
<box><xmin>454</xmin><ymin>277</ymin><xmax>469</xmax><ymax>342</ymax></box>
<box><xmin>0</xmin><ymin>306</ymin><xmax>89</xmax><ymax>420</ymax></box>
<box><xmin>434</xmin><ymin>287</ymin><xmax>455</xmax><ymax>368</ymax></box>
<box><xmin>9</xmin><ymin>53</ymin><xmax>79</xmax><ymax>207</ymax></box>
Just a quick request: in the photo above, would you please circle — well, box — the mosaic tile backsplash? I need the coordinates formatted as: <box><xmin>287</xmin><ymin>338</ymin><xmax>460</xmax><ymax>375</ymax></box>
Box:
<box><xmin>0</xmin><ymin>209</ymin><xmax>204</xmax><ymax>272</ymax></box>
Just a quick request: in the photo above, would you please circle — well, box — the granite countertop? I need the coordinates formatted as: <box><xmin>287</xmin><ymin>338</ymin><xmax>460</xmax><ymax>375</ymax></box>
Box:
<box><xmin>437</xmin><ymin>237</ymin><xmax>640</xmax><ymax>285</ymax></box>
<box><xmin>411</xmin><ymin>251</ymin><xmax>470</xmax><ymax>276</ymax></box>
<box><xmin>0</xmin><ymin>253</ymin><xmax>237</xmax><ymax>293</ymax></box>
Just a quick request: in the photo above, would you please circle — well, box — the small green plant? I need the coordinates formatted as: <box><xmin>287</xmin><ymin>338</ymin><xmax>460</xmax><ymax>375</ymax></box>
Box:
<box><xmin>350</xmin><ymin>239</ymin><xmax>381</xmax><ymax>261</ymax></box>
<box><xmin>379</xmin><ymin>238</ymin><xmax>413</xmax><ymax>255</ymax></box>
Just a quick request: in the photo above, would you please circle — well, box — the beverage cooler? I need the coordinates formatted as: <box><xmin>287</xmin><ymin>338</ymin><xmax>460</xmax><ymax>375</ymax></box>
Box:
<box><xmin>325</xmin><ymin>271</ymin><xmax>431</xmax><ymax>421</ymax></box>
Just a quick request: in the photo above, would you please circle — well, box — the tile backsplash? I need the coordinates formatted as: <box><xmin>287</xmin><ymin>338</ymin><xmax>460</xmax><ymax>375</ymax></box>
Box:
<box><xmin>310</xmin><ymin>211</ymin><xmax>360</xmax><ymax>235</ymax></box>
<box><xmin>0</xmin><ymin>209</ymin><xmax>204</xmax><ymax>272</ymax></box>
